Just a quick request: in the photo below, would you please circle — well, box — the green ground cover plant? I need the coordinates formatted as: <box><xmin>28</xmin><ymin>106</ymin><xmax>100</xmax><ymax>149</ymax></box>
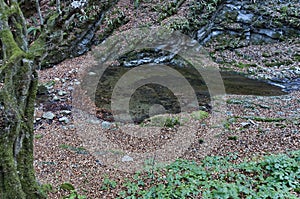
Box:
<box><xmin>114</xmin><ymin>150</ymin><xmax>300</xmax><ymax>198</ymax></box>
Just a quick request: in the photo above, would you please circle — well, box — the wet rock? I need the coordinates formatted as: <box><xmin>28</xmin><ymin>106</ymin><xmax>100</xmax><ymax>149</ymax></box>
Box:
<box><xmin>194</xmin><ymin>0</ymin><xmax>300</xmax><ymax>46</ymax></box>
<box><xmin>237</xmin><ymin>12</ymin><xmax>254</xmax><ymax>23</ymax></box>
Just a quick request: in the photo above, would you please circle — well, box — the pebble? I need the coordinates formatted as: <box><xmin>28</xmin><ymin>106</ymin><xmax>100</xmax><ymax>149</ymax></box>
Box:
<box><xmin>59</xmin><ymin>116</ymin><xmax>69</xmax><ymax>123</ymax></box>
<box><xmin>88</xmin><ymin>72</ymin><xmax>97</xmax><ymax>76</ymax></box>
<box><xmin>87</xmin><ymin>119</ymin><xmax>101</xmax><ymax>125</ymax></box>
<box><xmin>52</xmin><ymin>95</ymin><xmax>60</xmax><ymax>101</ymax></box>
<box><xmin>58</xmin><ymin>90</ymin><xmax>67</xmax><ymax>96</ymax></box>
<box><xmin>42</xmin><ymin>111</ymin><xmax>56</xmax><ymax>120</ymax></box>
<box><xmin>60</xmin><ymin>110</ymin><xmax>72</xmax><ymax>115</ymax></box>
<box><xmin>68</xmin><ymin>125</ymin><xmax>75</xmax><ymax>130</ymax></box>
<box><xmin>122</xmin><ymin>155</ymin><xmax>133</xmax><ymax>162</ymax></box>
<box><xmin>241</xmin><ymin>122</ymin><xmax>251</xmax><ymax>128</ymax></box>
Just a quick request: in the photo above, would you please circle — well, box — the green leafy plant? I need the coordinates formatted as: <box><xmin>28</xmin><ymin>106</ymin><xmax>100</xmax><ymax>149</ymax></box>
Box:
<box><xmin>164</xmin><ymin>117</ymin><xmax>180</xmax><ymax>128</ymax></box>
<box><xmin>191</xmin><ymin>110</ymin><xmax>209</xmax><ymax>120</ymax></box>
<box><xmin>117</xmin><ymin>150</ymin><xmax>300</xmax><ymax>198</ymax></box>
<box><xmin>100</xmin><ymin>177</ymin><xmax>117</xmax><ymax>191</ymax></box>
<box><xmin>60</xmin><ymin>182</ymin><xmax>86</xmax><ymax>199</ymax></box>
<box><xmin>63</xmin><ymin>190</ymin><xmax>86</xmax><ymax>199</ymax></box>
<box><xmin>27</xmin><ymin>26</ymin><xmax>41</xmax><ymax>37</ymax></box>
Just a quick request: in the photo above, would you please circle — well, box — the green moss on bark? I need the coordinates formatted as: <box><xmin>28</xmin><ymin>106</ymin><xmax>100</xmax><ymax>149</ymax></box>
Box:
<box><xmin>0</xmin><ymin>30</ymin><xmax>24</xmax><ymax>58</ymax></box>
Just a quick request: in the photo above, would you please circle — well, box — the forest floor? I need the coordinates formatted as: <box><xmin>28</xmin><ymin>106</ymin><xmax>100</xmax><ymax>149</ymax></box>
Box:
<box><xmin>33</xmin><ymin>0</ymin><xmax>300</xmax><ymax>198</ymax></box>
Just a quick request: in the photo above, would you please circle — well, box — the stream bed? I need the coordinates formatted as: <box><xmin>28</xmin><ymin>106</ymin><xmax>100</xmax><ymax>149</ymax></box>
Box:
<box><xmin>93</xmin><ymin>63</ymin><xmax>289</xmax><ymax>123</ymax></box>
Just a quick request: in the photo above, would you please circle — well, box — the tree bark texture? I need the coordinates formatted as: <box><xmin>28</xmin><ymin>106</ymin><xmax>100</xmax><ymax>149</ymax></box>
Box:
<box><xmin>0</xmin><ymin>0</ymin><xmax>45</xmax><ymax>198</ymax></box>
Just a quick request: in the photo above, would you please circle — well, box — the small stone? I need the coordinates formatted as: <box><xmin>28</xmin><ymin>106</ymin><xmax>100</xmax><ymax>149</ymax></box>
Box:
<box><xmin>95</xmin><ymin>160</ymin><xmax>103</xmax><ymax>165</ymax></box>
<box><xmin>59</xmin><ymin>116</ymin><xmax>69</xmax><ymax>123</ymax></box>
<box><xmin>122</xmin><ymin>155</ymin><xmax>133</xmax><ymax>162</ymax></box>
<box><xmin>58</xmin><ymin>90</ymin><xmax>67</xmax><ymax>96</ymax></box>
<box><xmin>241</xmin><ymin>122</ymin><xmax>251</xmax><ymax>128</ymax></box>
<box><xmin>42</xmin><ymin>111</ymin><xmax>55</xmax><ymax>120</ymax></box>
<box><xmin>259</xmin><ymin>104</ymin><xmax>270</xmax><ymax>109</ymax></box>
<box><xmin>68</xmin><ymin>125</ymin><xmax>75</xmax><ymax>130</ymax></box>
<box><xmin>61</xmin><ymin>126</ymin><xmax>68</xmax><ymax>130</ymax></box>
<box><xmin>52</xmin><ymin>95</ymin><xmax>60</xmax><ymax>101</ymax></box>
<box><xmin>88</xmin><ymin>72</ymin><xmax>97</xmax><ymax>76</ymax></box>
<box><xmin>54</xmin><ymin>78</ymin><xmax>60</xmax><ymax>81</ymax></box>
<box><xmin>60</xmin><ymin>110</ymin><xmax>72</xmax><ymax>115</ymax></box>
<box><xmin>87</xmin><ymin>119</ymin><xmax>101</xmax><ymax>125</ymax></box>
<box><xmin>101</xmin><ymin>121</ymin><xmax>112</xmax><ymax>129</ymax></box>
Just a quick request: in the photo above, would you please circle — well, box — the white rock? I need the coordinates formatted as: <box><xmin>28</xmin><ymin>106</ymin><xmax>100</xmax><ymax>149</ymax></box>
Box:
<box><xmin>52</xmin><ymin>95</ymin><xmax>60</xmax><ymax>101</ymax></box>
<box><xmin>60</xmin><ymin>110</ymin><xmax>72</xmax><ymax>115</ymax></box>
<box><xmin>122</xmin><ymin>155</ymin><xmax>133</xmax><ymax>162</ymax></box>
<box><xmin>88</xmin><ymin>72</ymin><xmax>97</xmax><ymax>76</ymax></box>
<box><xmin>240</xmin><ymin>122</ymin><xmax>251</xmax><ymax>128</ymax></box>
<box><xmin>58</xmin><ymin>90</ymin><xmax>67</xmax><ymax>96</ymax></box>
<box><xmin>87</xmin><ymin>119</ymin><xmax>101</xmax><ymax>125</ymax></box>
<box><xmin>59</xmin><ymin>116</ymin><xmax>69</xmax><ymax>123</ymax></box>
<box><xmin>42</xmin><ymin>111</ymin><xmax>55</xmax><ymax>120</ymax></box>
<box><xmin>101</xmin><ymin>121</ymin><xmax>112</xmax><ymax>129</ymax></box>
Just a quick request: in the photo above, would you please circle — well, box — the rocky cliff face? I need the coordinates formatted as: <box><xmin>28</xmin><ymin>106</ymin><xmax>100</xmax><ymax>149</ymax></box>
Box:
<box><xmin>24</xmin><ymin>0</ymin><xmax>299</xmax><ymax>68</ymax></box>
<box><xmin>189</xmin><ymin>0</ymin><xmax>299</xmax><ymax>48</ymax></box>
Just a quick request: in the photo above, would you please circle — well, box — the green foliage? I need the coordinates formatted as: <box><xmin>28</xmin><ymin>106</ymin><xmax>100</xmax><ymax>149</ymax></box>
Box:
<box><xmin>141</xmin><ymin>115</ymin><xmax>181</xmax><ymax>128</ymax></box>
<box><xmin>100</xmin><ymin>177</ymin><xmax>117</xmax><ymax>191</ymax></box>
<box><xmin>164</xmin><ymin>117</ymin><xmax>180</xmax><ymax>128</ymax></box>
<box><xmin>154</xmin><ymin>0</ymin><xmax>185</xmax><ymax>22</ymax></box>
<box><xmin>60</xmin><ymin>182</ymin><xmax>75</xmax><ymax>191</ymax></box>
<box><xmin>59</xmin><ymin>144</ymin><xmax>88</xmax><ymax>154</ymax></box>
<box><xmin>227</xmin><ymin>135</ymin><xmax>238</xmax><ymax>141</ymax></box>
<box><xmin>27</xmin><ymin>26</ymin><xmax>41</xmax><ymax>37</ymax></box>
<box><xmin>162</xmin><ymin>17</ymin><xmax>191</xmax><ymax>31</ymax></box>
<box><xmin>39</xmin><ymin>184</ymin><xmax>53</xmax><ymax>195</ymax></box>
<box><xmin>247</xmin><ymin>116</ymin><xmax>286</xmax><ymax>122</ymax></box>
<box><xmin>191</xmin><ymin>110</ymin><xmax>209</xmax><ymax>120</ymax></box>
<box><xmin>63</xmin><ymin>190</ymin><xmax>86</xmax><ymax>199</ymax></box>
<box><xmin>34</xmin><ymin>134</ymin><xmax>43</xmax><ymax>139</ymax></box>
<box><xmin>117</xmin><ymin>150</ymin><xmax>300</xmax><ymax>198</ymax></box>
<box><xmin>60</xmin><ymin>182</ymin><xmax>86</xmax><ymax>199</ymax></box>
<box><xmin>235</xmin><ymin>62</ymin><xmax>257</xmax><ymax>69</ymax></box>
<box><xmin>104</xmin><ymin>8</ymin><xmax>126</xmax><ymax>29</ymax></box>
<box><xmin>188</xmin><ymin>0</ymin><xmax>222</xmax><ymax>29</ymax></box>
<box><xmin>264</xmin><ymin>60</ymin><xmax>293</xmax><ymax>67</ymax></box>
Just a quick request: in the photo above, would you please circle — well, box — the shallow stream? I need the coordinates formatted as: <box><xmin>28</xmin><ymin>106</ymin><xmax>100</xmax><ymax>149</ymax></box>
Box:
<box><xmin>94</xmin><ymin>61</ymin><xmax>288</xmax><ymax>123</ymax></box>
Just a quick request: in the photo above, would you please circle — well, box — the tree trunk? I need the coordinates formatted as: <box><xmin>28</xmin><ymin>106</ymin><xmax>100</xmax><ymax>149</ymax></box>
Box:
<box><xmin>0</xmin><ymin>0</ymin><xmax>45</xmax><ymax>198</ymax></box>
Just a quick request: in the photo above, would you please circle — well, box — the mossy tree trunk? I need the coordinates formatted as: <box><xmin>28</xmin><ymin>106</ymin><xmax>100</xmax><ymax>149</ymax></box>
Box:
<box><xmin>0</xmin><ymin>0</ymin><xmax>45</xmax><ymax>198</ymax></box>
